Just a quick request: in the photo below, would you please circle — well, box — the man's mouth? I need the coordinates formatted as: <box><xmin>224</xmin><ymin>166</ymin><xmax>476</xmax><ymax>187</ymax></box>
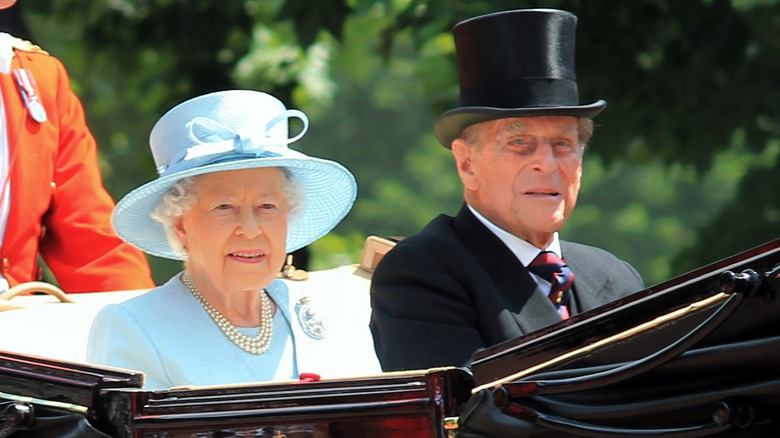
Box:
<box><xmin>526</xmin><ymin>190</ymin><xmax>559</xmax><ymax>196</ymax></box>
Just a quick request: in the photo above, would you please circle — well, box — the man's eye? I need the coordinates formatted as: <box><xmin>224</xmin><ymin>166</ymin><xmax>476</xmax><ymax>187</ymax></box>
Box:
<box><xmin>553</xmin><ymin>140</ymin><xmax>576</xmax><ymax>151</ymax></box>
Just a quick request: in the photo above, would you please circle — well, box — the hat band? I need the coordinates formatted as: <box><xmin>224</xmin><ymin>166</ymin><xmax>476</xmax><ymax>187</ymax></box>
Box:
<box><xmin>157</xmin><ymin>110</ymin><xmax>309</xmax><ymax>177</ymax></box>
<box><xmin>460</xmin><ymin>78</ymin><xmax>579</xmax><ymax>109</ymax></box>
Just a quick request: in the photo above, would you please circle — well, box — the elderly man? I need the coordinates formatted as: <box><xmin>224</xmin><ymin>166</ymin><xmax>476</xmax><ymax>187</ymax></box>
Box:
<box><xmin>369</xmin><ymin>9</ymin><xmax>644</xmax><ymax>371</ymax></box>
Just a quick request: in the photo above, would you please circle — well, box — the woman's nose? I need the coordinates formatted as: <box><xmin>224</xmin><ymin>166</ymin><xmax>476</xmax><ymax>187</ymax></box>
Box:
<box><xmin>235</xmin><ymin>208</ymin><xmax>262</xmax><ymax>238</ymax></box>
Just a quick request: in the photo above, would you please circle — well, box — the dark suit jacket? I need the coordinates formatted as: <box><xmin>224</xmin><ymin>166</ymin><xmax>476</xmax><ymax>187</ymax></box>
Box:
<box><xmin>369</xmin><ymin>205</ymin><xmax>645</xmax><ymax>371</ymax></box>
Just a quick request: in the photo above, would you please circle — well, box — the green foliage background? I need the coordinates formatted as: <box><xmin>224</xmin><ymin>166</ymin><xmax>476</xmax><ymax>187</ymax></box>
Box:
<box><xmin>11</xmin><ymin>0</ymin><xmax>780</xmax><ymax>287</ymax></box>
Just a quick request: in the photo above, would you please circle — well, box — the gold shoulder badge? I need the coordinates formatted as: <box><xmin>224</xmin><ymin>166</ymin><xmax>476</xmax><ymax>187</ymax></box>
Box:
<box><xmin>10</xmin><ymin>36</ymin><xmax>48</xmax><ymax>55</ymax></box>
<box><xmin>278</xmin><ymin>254</ymin><xmax>309</xmax><ymax>281</ymax></box>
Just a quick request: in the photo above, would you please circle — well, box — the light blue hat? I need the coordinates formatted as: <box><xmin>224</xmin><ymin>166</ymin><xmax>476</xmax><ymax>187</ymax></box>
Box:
<box><xmin>112</xmin><ymin>90</ymin><xmax>357</xmax><ymax>260</ymax></box>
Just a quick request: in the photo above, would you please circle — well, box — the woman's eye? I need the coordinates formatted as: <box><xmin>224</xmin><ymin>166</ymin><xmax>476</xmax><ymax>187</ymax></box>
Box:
<box><xmin>215</xmin><ymin>203</ymin><xmax>232</xmax><ymax>210</ymax></box>
<box><xmin>260</xmin><ymin>203</ymin><xmax>276</xmax><ymax>210</ymax></box>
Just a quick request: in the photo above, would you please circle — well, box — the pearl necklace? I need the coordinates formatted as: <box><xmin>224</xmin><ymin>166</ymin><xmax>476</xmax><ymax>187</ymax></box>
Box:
<box><xmin>181</xmin><ymin>272</ymin><xmax>273</xmax><ymax>354</ymax></box>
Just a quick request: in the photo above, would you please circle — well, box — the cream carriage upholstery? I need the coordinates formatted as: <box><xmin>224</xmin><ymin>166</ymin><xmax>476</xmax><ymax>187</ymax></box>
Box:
<box><xmin>0</xmin><ymin>236</ymin><xmax>395</xmax><ymax>364</ymax></box>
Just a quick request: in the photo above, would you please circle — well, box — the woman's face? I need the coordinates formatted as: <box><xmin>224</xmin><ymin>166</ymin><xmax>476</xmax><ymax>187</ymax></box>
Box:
<box><xmin>174</xmin><ymin>167</ymin><xmax>289</xmax><ymax>296</ymax></box>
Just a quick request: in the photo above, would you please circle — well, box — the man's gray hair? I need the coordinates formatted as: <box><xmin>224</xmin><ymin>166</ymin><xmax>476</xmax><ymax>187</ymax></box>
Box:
<box><xmin>151</xmin><ymin>167</ymin><xmax>303</xmax><ymax>258</ymax></box>
<box><xmin>461</xmin><ymin>117</ymin><xmax>595</xmax><ymax>147</ymax></box>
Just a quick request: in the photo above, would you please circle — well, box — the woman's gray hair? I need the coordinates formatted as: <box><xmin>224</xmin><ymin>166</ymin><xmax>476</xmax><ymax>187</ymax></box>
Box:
<box><xmin>151</xmin><ymin>167</ymin><xmax>304</xmax><ymax>258</ymax></box>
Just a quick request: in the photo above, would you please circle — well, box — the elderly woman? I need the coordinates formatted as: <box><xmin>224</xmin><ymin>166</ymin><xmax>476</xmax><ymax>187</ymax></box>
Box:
<box><xmin>87</xmin><ymin>90</ymin><xmax>380</xmax><ymax>389</ymax></box>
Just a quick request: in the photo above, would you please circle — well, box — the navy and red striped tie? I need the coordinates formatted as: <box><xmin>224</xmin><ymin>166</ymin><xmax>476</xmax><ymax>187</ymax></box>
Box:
<box><xmin>527</xmin><ymin>251</ymin><xmax>574</xmax><ymax>319</ymax></box>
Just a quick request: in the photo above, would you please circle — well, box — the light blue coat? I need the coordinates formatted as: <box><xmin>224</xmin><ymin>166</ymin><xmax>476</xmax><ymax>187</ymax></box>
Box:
<box><xmin>87</xmin><ymin>272</ymin><xmax>381</xmax><ymax>389</ymax></box>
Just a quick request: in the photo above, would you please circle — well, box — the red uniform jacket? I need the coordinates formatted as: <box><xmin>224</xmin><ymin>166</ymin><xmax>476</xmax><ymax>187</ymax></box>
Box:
<box><xmin>0</xmin><ymin>40</ymin><xmax>154</xmax><ymax>292</ymax></box>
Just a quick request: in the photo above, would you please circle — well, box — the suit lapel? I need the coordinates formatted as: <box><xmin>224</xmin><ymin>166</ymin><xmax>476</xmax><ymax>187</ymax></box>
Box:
<box><xmin>562</xmin><ymin>241</ymin><xmax>610</xmax><ymax>313</ymax></box>
<box><xmin>453</xmin><ymin>205</ymin><xmax>562</xmax><ymax>334</ymax></box>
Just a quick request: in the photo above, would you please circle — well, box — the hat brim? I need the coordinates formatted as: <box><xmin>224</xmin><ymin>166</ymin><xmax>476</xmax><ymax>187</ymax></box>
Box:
<box><xmin>434</xmin><ymin>100</ymin><xmax>607</xmax><ymax>148</ymax></box>
<box><xmin>112</xmin><ymin>155</ymin><xmax>356</xmax><ymax>260</ymax></box>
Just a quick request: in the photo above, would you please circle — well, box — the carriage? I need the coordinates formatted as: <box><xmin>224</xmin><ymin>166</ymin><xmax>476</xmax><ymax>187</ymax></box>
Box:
<box><xmin>1</xmin><ymin>236</ymin><xmax>779</xmax><ymax>437</ymax></box>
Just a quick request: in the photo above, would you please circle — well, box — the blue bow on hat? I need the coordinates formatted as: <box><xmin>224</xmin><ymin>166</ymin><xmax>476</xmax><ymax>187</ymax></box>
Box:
<box><xmin>158</xmin><ymin>111</ymin><xmax>307</xmax><ymax>177</ymax></box>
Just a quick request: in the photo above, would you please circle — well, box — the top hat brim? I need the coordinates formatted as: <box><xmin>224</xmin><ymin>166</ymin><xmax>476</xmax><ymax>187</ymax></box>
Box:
<box><xmin>434</xmin><ymin>99</ymin><xmax>606</xmax><ymax>148</ymax></box>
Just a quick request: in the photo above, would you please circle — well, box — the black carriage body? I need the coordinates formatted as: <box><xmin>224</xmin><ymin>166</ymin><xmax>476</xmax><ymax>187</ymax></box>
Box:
<box><xmin>2</xmin><ymin>239</ymin><xmax>780</xmax><ymax>437</ymax></box>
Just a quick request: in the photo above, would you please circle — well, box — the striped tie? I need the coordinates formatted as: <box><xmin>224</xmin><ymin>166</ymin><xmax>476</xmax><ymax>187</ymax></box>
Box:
<box><xmin>527</xmin><ymin>251</ymin><xmax>574</xmax><ymax>319</ymax></box>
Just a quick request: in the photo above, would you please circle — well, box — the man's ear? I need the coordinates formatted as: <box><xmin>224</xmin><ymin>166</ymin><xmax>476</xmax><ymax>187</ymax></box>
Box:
<box><xmin>452</xmin><ymin>138</ymin><xmax>478</xmax><ymax>190</ymax></box>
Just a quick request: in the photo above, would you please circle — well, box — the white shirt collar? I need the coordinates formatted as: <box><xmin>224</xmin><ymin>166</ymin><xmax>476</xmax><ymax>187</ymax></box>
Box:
<box><xmin>0</xmin><ymin>32</ymin><xmax>11</xmax><ymax>292</ymax></box>
<box><xmin>467</xmin><ymin>204</ymin><xmax>562</xmax><ymax>266</ymax></box>
<box><xmin>0</xmin><ymin>33</ymin><xmax>15</xmax><ymax>74</ymax></box>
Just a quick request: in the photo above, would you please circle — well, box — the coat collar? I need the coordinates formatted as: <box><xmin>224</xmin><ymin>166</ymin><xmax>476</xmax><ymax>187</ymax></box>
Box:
<box><xmin>0</xmin><ymin>33</ymin><xmax>14</xmax><ymax>74</ymax></box>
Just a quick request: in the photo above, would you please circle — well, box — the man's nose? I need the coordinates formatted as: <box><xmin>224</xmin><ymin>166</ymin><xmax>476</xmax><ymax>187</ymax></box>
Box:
<box><xmin>531</xmin><ymin>141</ymin><xmax>557</xmax><ymax>172</ymax></box>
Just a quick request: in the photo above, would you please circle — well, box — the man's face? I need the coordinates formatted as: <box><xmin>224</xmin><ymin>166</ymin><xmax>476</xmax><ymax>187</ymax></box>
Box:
<box><xmin>452</xmin><ymin>116</ymin><xmax>583</xmax><ymax>248</ymax></box>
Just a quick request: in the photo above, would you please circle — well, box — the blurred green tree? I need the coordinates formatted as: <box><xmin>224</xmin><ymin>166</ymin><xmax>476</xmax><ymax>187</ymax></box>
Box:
<box><xmin>12</xmin><ymin>0</ymin><xmax>780</xmax><ymax>286</ymax></box>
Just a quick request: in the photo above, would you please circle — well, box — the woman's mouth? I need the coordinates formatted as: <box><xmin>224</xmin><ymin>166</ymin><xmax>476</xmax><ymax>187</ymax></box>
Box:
<box><xmin>229</xmin><ymin>251</ymin><xmax>265</xmax><ymax>263</ymax></box>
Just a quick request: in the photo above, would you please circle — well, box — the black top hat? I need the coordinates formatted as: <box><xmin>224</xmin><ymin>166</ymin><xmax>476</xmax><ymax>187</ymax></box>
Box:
<box><xmin>433</xmin><ymin>9</ymin><xmax>606</xmax><ymax>148</ymax></box>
